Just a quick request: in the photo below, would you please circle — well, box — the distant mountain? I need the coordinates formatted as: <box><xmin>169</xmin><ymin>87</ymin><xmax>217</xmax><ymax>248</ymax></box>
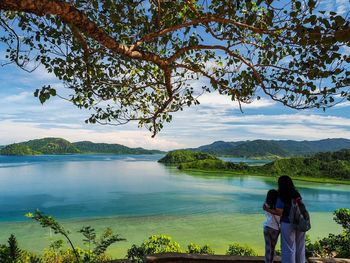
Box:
<box><xmin>193</xmin><ymin>141</ymin><xmax>242</xmax><ymax>155</ymax></box>
<box><xmin>188</xmin><ymin>138</ymin><xmax>350</xmax><ymax>158</ymax></box>
<box><xmin>22</xmin><ymin>138</ymin><xmax>80</xmax><ymax>154</ymax></box>
<box><xmin>0</xmin><ymin>143</ymin><xmax>38</xmax><ymax>156</ymax></box>
<box><xmin>73</xmin><ymin>141</ymin><xmax>163</xmax><ymax>154</ymax></box>
<box><xmin>0</xmin><ymin>138</ymin><xmax>163</xmax><ymax>156</ymax></box>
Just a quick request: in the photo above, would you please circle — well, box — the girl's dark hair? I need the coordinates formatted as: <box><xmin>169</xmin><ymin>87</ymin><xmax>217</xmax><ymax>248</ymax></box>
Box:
<box><xmin>265</xmin><ymin>189</ymin><xmax>279</xmax><ymax>209</ymax></box>
<box><xmin>278</xmin><ymin>175</ymin><xmax>299</xmax><ymax>203</ymax></box>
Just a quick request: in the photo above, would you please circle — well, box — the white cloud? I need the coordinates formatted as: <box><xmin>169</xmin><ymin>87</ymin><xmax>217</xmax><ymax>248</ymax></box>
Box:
<box><xmin>318</xmin><ymin>0</ymin><xmax>350</xmax><ymax>15</ymax></box>
<box><xmin>334</xmin><ymin>101</ymin><xmax>350</xmax><ymax>108</ymax></box>
<box><xmin>250</xmin><ymin>123</ymin><xmax>350</xmax><ymax>140</ymax></box>
<box><xmin>30</xmin><ymin>66</ymin><xmax>57</xmax><ymax>81</ymax></box>
<box><xmin>160</xmin><ymin>107</ymin><xmax>350</xmax><ymax>148</ymax></box>
<box><xmin>2</xmin><ymin>91</ymin><xmax>31</xmax><ymax>102</ymax></box>
<box><xmin>1</xmin><ymin>87</ymin><xmax>350</xmax><ymax>150</ymax></box>
<box><xmin>197</xmin><ymin>92</ymin><xmax>276</xmax><ymax>109</ymax></box>
<box><xmin>336</xmin><ymin>0</ymin><xmax>349</xmax><ymax>15</ymax></box>
<box><xmin>221</xmin><ymin>114</ymin><xmax>350</xmax><ymax>127</ymax></box>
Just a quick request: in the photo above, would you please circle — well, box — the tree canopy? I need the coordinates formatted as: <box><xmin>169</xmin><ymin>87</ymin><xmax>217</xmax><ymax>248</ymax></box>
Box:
<box><xmin>0</xmin><ymin>0</ymin><xmax>349</xmax><ymax>136</ymax></box>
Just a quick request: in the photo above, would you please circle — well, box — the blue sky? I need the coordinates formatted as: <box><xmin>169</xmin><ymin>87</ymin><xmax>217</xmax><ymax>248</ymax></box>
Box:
<box><xmin>0</xmin><ymin>0</ymin><xmax>349</xmax><ymax>151</ymax></box>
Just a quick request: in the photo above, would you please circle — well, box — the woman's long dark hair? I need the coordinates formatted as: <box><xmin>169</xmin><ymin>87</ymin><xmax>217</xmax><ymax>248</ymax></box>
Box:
<box><xmin>278</xmin><ymin>175</ymin><xmax>299</xmax><ymax>203</ymax></box>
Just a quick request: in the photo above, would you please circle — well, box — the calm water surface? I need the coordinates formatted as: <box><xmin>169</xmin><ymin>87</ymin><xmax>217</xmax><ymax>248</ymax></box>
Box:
<box><xmin>0</xmin><ymin>154</ymin><xmax>349</xmax><ymax>221</ymax></box>
<box><xmin>0</xmin><ymin>154</ymin><xmax>349</xmax><ymax>255</ymax></box>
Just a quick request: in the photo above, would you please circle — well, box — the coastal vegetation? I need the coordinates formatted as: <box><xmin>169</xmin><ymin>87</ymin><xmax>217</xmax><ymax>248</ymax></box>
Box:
<box><xmin>178</xmin><ymin>159</ymin><xmax>249</xmax><ymax>171</ymax></box>
<box><xmin>162</xmin><ymin>149</ymin><xmax>350</xmax><ymax>181</ymax></box>
<box><xmin>158</xmin><ymin>150</ymin><xmax>217</xmax><ymax>164</ymax></box>
<box><xmin>0</xmin><ymin>138</ymin><xmax>163</xmax><ymax>156</ymax></box>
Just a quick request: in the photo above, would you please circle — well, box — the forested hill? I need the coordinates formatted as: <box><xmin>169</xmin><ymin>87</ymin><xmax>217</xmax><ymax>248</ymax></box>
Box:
<box><xmin>0</xmin><ymin>138</ymin><xmax>163</xmax><ymax>155</ymax></box>
<box><xmin>72</xmin><ymin>141</ymin><xmax>163</xmax><ymax>154</ymax></box>
<box><xmin>262</xmin><ymin>149</ymin><xmax>350</xmax><ymax>179</ymax></box>
<box><xmin>0</xmin><ymin>138</ymin><xmax>80</xmax><ymax>155</ymax></box>
<box><xmin>178</xmin><ymin>149</ymin><xmax>350</xmax><ymax>181</ymax></box>
<box><xmin>158</xmin><ymin>150</ymin><xmax>218</xmax><ymax>164</ymax></box>
<box><xmin>188</xmin><ymin>138</ymin><xmax>350</xmax><ymax>158</ymax></box>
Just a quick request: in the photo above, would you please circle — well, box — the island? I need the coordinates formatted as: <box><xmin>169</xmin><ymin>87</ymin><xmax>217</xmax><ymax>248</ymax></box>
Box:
<box><xmin>0</xmin><ymin>138</ymin><xmax>164</xmax><ymax>156</ymax></box>
<box><xmin>159</xmin><ymin>149</ymin><xmax>350</xmax><ymax>184</ymax></box>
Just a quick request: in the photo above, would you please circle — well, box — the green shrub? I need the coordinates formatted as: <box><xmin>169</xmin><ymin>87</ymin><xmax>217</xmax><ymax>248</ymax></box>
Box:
<box><xmin>26</xmin><ymin>210</ymin><xmax>125</xmax><ymax>263</ymax></box>
<box><xmin>127</xmin><ymin>234</ymin><xmax>182</xmax><ymax>262</ymax></box>
<box><xmin>306</xmin><ymin>208</ymin><xmax>350</xmax><ymax>258</ymax></box>
<box><xmin>226</xmin><ymin>243</ymin><xmax>258</xmax><ymax>256</ymax></box>
<box><xmin>187</xmin><ymin>243</ymin><xmax>214</xmax><ymax>254</ymax></box>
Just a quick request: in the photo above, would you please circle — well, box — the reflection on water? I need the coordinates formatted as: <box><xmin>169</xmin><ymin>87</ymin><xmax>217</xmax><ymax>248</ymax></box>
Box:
<box><xmin>0</xmin><ymin>154</ymin><xmax>349</xmax><ymax>222</ymax></box>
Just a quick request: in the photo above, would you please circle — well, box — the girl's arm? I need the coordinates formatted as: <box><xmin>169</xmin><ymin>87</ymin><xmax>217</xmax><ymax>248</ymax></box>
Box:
<box><xmin>263</xmin><ymin>203</ymin><xmax>283</xmax><ymax>216</ymax></box>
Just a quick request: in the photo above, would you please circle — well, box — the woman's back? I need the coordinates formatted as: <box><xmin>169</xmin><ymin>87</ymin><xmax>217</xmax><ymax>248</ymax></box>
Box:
<box><xmin>277</xmin><ymin>189</ymin><xmax>301</xmax><ymax>223</ymax></box>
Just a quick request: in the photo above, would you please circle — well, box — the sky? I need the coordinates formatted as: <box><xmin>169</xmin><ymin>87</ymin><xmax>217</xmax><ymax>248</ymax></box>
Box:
<box><xmin>0</xmin><ymin>0</ymin><xmax>349</xmax><ymax>151</ymax></box>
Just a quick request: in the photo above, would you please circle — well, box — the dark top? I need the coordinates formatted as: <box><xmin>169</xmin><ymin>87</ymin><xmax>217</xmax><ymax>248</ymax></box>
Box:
<box><xmin>276</xmin><ymin>191</ymin><xmax>301</xmax><ymax>223</ymax></box>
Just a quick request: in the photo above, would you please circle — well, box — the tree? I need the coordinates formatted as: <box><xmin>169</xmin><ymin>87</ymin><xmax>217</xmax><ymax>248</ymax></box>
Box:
<box><xmin>0</xmin><ymin>0</ymin><xmax>349</xmax><ymax>136</ymax></box>
<box><xmin>306</xmin><ymin>208</ymin><xmax>350</xmax><ymax>258</ymax></box>
<box><xmin>26</xmin><ymin>210</ymin><xmax>125</xmax><ymax>263</ymax></box>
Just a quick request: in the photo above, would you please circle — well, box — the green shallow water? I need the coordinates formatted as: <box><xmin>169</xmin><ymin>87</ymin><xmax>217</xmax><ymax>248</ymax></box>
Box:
<box><xmin>0</xmin><ymin>212</ymin><xmax>341</xmax><ymax>258</ymax></box>
<box><xmin>0</xmin><ymin>154</ymin><xmax>348</xmax><ymax>258</ymax></box>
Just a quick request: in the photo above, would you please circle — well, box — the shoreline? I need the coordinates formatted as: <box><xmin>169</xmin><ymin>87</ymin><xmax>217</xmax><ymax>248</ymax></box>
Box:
<box><xmin>178</xmin><ymin>168</ymin><xmax>350</xmax><ymax>185</ymax></box>
<box><xmin>0</xmin><ymin>152</ymin><xmax>165</xmax><ymax>156</ymax></box>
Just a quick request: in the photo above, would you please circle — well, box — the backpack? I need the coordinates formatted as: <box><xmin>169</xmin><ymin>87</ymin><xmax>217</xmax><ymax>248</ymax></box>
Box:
<box><xmin>289</xmin><ymin>197</ymin><xmax>311</xmax><ymax>232</ymax></box>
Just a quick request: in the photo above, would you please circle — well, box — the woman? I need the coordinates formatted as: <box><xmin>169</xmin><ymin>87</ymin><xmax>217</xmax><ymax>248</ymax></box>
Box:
<box><xmin>264</xmin><ymin>175</ymin><xmax>306</xmax><ymax>263</ymax></box>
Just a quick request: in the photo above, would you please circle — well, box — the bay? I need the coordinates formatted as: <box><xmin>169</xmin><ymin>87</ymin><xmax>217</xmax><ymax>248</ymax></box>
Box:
<box><xmin>0</xmin><ymin>154</ymin><xmax>349</xmax><ymax>257</ymax></box>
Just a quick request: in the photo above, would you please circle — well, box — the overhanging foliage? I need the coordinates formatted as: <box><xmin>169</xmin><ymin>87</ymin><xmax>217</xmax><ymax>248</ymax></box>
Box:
<box><xmin>0</xmin><ymin>0</ymin><xmax>349</xmax><ymax>135</ymax></box>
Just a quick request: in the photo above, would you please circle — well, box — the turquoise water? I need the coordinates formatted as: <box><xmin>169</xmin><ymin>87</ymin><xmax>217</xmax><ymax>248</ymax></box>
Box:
<box><xmin>0</xmin><ymin>154</ymin><xmax>349</xmax><ymax>222</ymax></box>
<box><xmin>0</xmin><ymin>154</ymin><xmax>349</xmax><ymax>256</ymax></box>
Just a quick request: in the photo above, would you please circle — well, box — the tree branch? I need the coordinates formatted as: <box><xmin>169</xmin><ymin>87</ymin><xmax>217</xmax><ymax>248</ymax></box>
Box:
<box><xmin>0</xmin><ymin>0</ymin><xmax>168</xmax><ymax>67</ymax></box>
<box><xmin>130</xmin><ymin>15</ymin><xmax>285</xmax><ymax>51</ymax></box>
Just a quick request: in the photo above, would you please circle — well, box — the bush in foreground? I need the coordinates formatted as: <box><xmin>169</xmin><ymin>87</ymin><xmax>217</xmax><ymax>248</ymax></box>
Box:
<box><xmin>306</xmin><ymin>208</ymin><xmax>350</xmax><ymax>258</ymax></box>
<box><xmin>187</xmin><ymin>243</ymin><xmax>215</xmax><ymax>255</ymax></box>
<box><xmin>127</xmin><ymin>234</ymin><xmax>182</xmax><ymax>262</ymax></box>
<box><xmin>0</xmin><ymin>234</ymin><xmax>42</xmax><ymax>263</ymax></box>
<box><xmin>226</xmin><ymin>243</ymin><xmax>258</xmax><ymax>256</ymax></box>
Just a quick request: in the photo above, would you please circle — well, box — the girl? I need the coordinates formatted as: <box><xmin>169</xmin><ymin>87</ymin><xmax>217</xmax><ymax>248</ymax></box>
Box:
<box><xmin>263</xmin><ymin>189</ymin><xmax>280</xmax><ymax>263</ymax></box>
